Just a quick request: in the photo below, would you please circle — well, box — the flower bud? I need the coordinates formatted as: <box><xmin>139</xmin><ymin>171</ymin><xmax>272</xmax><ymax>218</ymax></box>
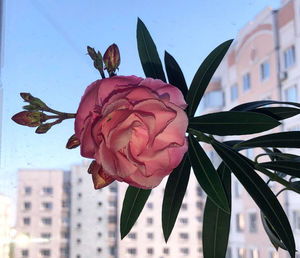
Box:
<box><xmin>66</xmin><ymin>134</ymin><xmax>80</xmax><ymax>149</ymax></box>
<box><xmin>103</xmin><ymin>43</ymin><xmax>120</xmax><ymax>76</ymax></box>
<box><xmin>12</xmin><ymin>111</ymin><xmax>46</xmax><ymax>127</ymax></box>
<box><xmin>88</xmin><ymin>160</ymin><xmax>115</xmax><ymax>189</ymax></box>
<box><xmin>87</xmin><ymin>46</ymin><xmax>98</xmax><ymax>60</ymax></box>
<box><xmin>35</xmin><ymin>123</ymin><xmax>52</xmax><ymax>134</ymax></box>
<box><xmin>20</xmin><ymin>92</ymin><xmax>47</xmax><ymax>109</ymax></box>
<box><xmin>23</xmin><ymin>104</ymin><xmax>39</xmax><ymax>111</ymax></box>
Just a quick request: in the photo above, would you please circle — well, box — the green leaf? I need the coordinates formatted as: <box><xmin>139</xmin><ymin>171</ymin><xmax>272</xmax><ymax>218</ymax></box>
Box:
<box><xmin>120</xmin><ymin>186</ymin><xmax>151</xmax><ymax>239</ymax></box>
<box><xmin>162</xmin><ymin>154</ymin><xmax>191</xmax><ymax>242</ymax></box>
<box><xmin>259</xmin><ymin>160</ymin><xmax>300</xmax><ymax>178</ymax></box>
<box><xmin>186</xmin><ymin>39</ymin><xmax>233</xmax><ymax>117</ymax></box>
<box><xmin>260</xmin><ymin>212</ymin><xmax>287</xmax><ymax>250</ymax></box>
<box><xmin>164</xmin><ymin>51</ymin><xmax>188</xmax><ymax>99</ymax></box>
<box><xmin>136</xmin><ymin>18</ymin><xmax>166</xmax><ymax>82</ymax></box>
<box><xmin>236</xmin><ymin>132</ymin><xmax>300</xmax><ymax>149</ymax></box>
<box><xmin>203</xmin><ymin>162</ymin><xmax>231</xmax><ymax>258</ymax></box>
<box><xmin>189</xmin><ymin>111</ymin><xmax>280</xmax><ymax>136</ymax></box>
<box><xmin>232</xmin><ymin>100</ymin><xmax>300</xmax><ymax>111</ymax></box>
<box><xmin>188</xmin><ymin>134</ymin><xmax>229</xmax><ymax>213</ymax></box>
<box><xmin>251</xmin><ymin>107</ymin><xmax>300</xmax><ymax>121</ymax></box>
<box><xmin>211</xmin><ymin>140</ymin><xmax>296</xmax><ymax>258</ymax></box>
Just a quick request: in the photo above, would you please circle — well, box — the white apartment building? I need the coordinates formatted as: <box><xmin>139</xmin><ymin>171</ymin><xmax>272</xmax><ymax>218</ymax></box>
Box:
<box><xmin>69</xmin><ymin>162</ymin><xmax>118</xmax><ymax>258</ymax></box>
<box><xmin>0</xmin><ymin>194</ymin><xmax>12</xmax><ymax>258</ymax></box>
<box><xmin>117</xmin><ymin>173</ymin><xmax>205</xmax><ymax>258</ymax></box>
<box><xmin>202</xmin><ymin>0</ymin><xmax>300</xmax><ymax>257</ymax></box>
<box><xmin>15</xmin><ymin>169</ymin><xmax>70</xmax><ymax>258</ymax></box>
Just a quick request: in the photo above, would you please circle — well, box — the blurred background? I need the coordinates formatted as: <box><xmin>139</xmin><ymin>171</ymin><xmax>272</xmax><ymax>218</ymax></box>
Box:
<box><xmin>2</xmin><ymin>0</ymin><xmax>300</xmax><ymax>258</ymax></box>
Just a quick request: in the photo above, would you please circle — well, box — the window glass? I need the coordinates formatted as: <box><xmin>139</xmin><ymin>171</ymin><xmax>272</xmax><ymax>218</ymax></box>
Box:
<box><xmin>260</xmin><ymin>61</ymin><xmax>270</xmax><ymax>80</ymax></box>
<box><xmin>243</xmin><ymin>73</ymin><xmax>251</xmax><ymax>92</ymax></box>
<box><xmin>284</xmin><ymin>45</ymin><xmax>296</xmax><ymax>69</ymax></box>
<box><xmin>285</xmin><ymin>85</ymin><xmax>298</xmax><ymax>102</ymax></box>
<box><xmin>231</xmin><ymin>84</ymin><xmax>238</xmax><ymax>101</ymax></box>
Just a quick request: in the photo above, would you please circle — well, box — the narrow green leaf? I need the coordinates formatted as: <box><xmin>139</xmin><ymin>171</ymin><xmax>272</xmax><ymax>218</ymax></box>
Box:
<box><xmin>120</xmin><ymin>186</ymin><xmax>151</xmax><ymax>239</ymax></box>
<box><xmin>188</xmin><ymin>134</ymin><xmax>229</xmax><ymax>213</ymax></box>
<box><xmin>211</xmin><ymin>140</ymin><xmax>296</xmax><ymax>258</ymax></box>
<box><xmin>251</xmin><ymin>107</ymin><xmax>300</xmax><ymax>121</ymax></box>
<box><xmin>137</xmin><ymin>18</ymin><xmax>166</xmax><ymax>82</ymax></box>
<box><xmin>232</xmin><ymin>100</ymin><xmax>300</xmax><ymax>111</ymax></box>
<box><xmin>260</xmin><ymin>160</ymin><xmax>300</xmax><ymax>178</ymax></box>
<box><xmin>189</xmin><ymin>111</ymin><xmax>280</xmax><ymax>136</ymax></box>
<box><xmin>203</xmin><ymin>162</ymin><xmax>231</xmax><ymax>258</ymax></box>
<box><xmin>236</xmin><ymin>132</ymin><xmax>300</xmax><ymax>149</ymax></box>
<box><xmin>162</xmin><ymin>154</ymin><xmax>191</xmax><ymax>242</ymax></box>
<box><xmin>260</xmin><ymin>212</ymin><xmax>287</xmax><ymax>250</ymax></box>
<box><xmin>186</xmin><ymin>39</ymin><xmax>233</xmax><ymax>117</ymax></box>
<box><xmin>164</xmin><ymin>51</ymin><xmax>188</xmax><ymax>99</ymax></box>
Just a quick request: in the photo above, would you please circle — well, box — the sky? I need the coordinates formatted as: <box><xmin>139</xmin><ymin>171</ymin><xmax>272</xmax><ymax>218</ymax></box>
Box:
<box><xmin>0</xmin><ymin>0</ymin><xmax>281</xmax><ymax>199</ymax></box>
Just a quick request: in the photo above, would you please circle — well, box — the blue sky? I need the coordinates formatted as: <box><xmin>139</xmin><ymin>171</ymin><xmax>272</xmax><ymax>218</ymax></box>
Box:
<box><xmin>1</xmin><ymin>0</ymin><xmax>281</xmax><ymax>198</ymax></box>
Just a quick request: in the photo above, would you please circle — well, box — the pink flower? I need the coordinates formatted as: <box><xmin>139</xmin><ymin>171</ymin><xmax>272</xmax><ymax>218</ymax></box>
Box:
<box><xmin>75</xmin><ymin>76</ymin><xmax>188</xmax><ymax>189</ymax></box>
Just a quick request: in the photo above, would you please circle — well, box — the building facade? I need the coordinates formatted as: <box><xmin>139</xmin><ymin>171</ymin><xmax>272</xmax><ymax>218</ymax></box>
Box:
<box><xmin>15</xmin><ymin>169</ymin><xmax>70</xmax><ymax>258</ymax></box>
<box><xmin>202</xmin><ymin>0</ymin><xmax>300</xmax><ymax>257</ymax></box>
<box><xmin>69</xmin><ymin>162</ymin><xmax>118</xmax><ymax>258</ymax></box>
<box><xmin>0</xmin><ymin>194</ymin><xmax>12</xmax><ymax>258</ymax></box>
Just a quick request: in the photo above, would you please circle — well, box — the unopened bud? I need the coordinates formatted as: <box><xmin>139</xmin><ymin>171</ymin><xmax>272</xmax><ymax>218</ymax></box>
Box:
<box><xmin>35</xmin><ymin>123</ymin><xmax>52</xmax><ymax>134</ymax></box>
<box><xmin>87</xmin><ymin>46</ymin><xmax>98</xmax><ymax>60</ymax></box>
<box><xmin>88</xmin><ymin>160</ymin><xmax>115</xmax><ymax>189</ymax></box>
<box><xmin>66</xmin><ymin>134</ymin><xmax>80</xmax><ymax>149</ymax></box>
<box><xmin>87</xmin><ymin>46</ymin><xmax>105</xmax><ymax>78</ymax></box>
<box><xmin>23</xmin><ymin>104</ymin><xmax>39</xmax><ymax>111</ymax></box>
<box><xmin>20</xmin><ymin>92</ymin><xmax>47</xmax><ymax>109</ymax></box>
<box><xmin>103</xmin><ymin>43</ymin><xmax>120</xmax><ymax>76</ymax></box>
<box><xmin>12</xmin><ymin>111</ymin><xmax>46</xmax><ymax>127</ymax></box>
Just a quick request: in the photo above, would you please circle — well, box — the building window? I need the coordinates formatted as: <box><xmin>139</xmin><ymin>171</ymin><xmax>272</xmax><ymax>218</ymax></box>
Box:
<box><xmin>181</xmin><ymin>203</ymin><xmax>188</xmax><ymax>210</ymax></box>
<box><xmin>180</xmin><ymin>248</ymin><xmax>189</xmax><ymax>255</ymax></box>
<box><xmin>147</xmin><ymin>232</ymin><xmax>154</xmax><ymax>239</ymax></box>
<box><xmin>97</xmin><ymin>232</ymin><xmax>102</xmax><ymax>237</ymax></box>
<box><xmin>203</xmin><ymin>90</ymin><xmax>223</xmax><ymax>109</ymax></box>
<box><xmin>21</xmin><ymin>249</ymin><xmax>29</xmax><ymax>257</ymax></box>
<box><xmin>285</xmin><ymin>85</ymin><xmax>298</xmax><ymax>102</ymax></box>
<box><xmin>108</xmin><ymin>215</ymin><xmax>117</xmax><ymax>223</ymax></box>
<box><xmin>108</xmin><ymin>231</ymin><xmax>116</xmax><ymax>238</ymax></box>
<box><xmin>179</xmin><ymin>218</ymin><xmax>188</xmax><ymax>224</ymax></box>
<box><xmin>293</xmin><ymin>210</ymin><xmax>300</xmax><ymax>230</ymax></box>
<box><xmin>196</xmin><ymin>216</ymin><xmax>203</xmax><ymax>222</ymax></box>
<box><xmin>109</xmin><ymin>184</ymin><xmax>117</xmax><ymax>192</ymax></box>
<box><xmin>97</xmin><ymin>201</ymin><xmax>102</xmax><ymax>207</ymax></box>
<box><xmin>76</xmin><ymin>255</ymin><xmax>81</xmax><ymax>258</ymax></box>
<box><xmin>236</xmin><ymin>213</ymin><xmax>245</xmax><ymax>232</ymax></box>
<box><xmin>147</xmin><ymin>202</ymin><xmax>153</xmax><ymax>209</ymax></box>
<box><xmin>196</xmin><ymin>201</ymin><xmax>203</xmax><ymax>209</ymax></box>
<box><xmin>24</xmin><ymin>202</ymin><xmax>31</xmax><ymax>210</ymax></box>
<box><xmin>61</xmin><ymin>231</ymin><xmax>69</xmax><ymax>239</ymax></box>
<box><xmin>97</xmin><ymin>247</ymin><xmax>102</xmax><ymax>253</ymax></box>
<box><xmin>23</xmin><ymin>217</ymin><xmax>30</xmax><ymax>225</ymax></box>
<box><xmin>231</xmin><ymin>84</ymin><xmax>238</xmax><ymax>101</ymax></box>
<box><xmin>62</xmin><ymin>200</ymin><xmax>69</xmax><ymax>208</ymax></box>
<box><xmin>284</xmin><ymin>45</ymin><xmax>296</xmax><ymax>69</ymax></box>
<box><xmin>163</xmin><ymin>248</ymin><xmax>169</xmax><ymax>255</ymax></box>
<box><xmin>196</xmin><ymin>186</ymin><xmax>203</xmax><ymax>197</ymax></box>
<box><xmin>260</xmin><ymin>61</ymin><xmax>270</xmax><ymax>80</ymax></box>
<box><xmin>77</xmin><ymin>178</ymin><xmax>82</xmax><ymax>184</ymax></box>
<box><xmin>248</xmin><ymin>212</ymin><xmax>258</xmax><ymax>233</ymax></box>
<box><xmin>24</xmin><ymin>187</ymin><xmax>31</xmax><ymax>195</ymax></box>
<box><xmin>110</xmin><ymin>247</ymin><xmax>116</xmax><ymax>256</ymax></box>
<box><xmin>42</xmin><ymin>187</ymin><xmax>53</xmax><ymax>195</ymax></box>
<box><xmin>235</xmin><ymin>181</ymin><xmax>242</xmax><ymax>198</ymax></box>
<box><xmin>127</xmin><ymin>248</ymin><xmax>137</xmax><ymax>255</ymax></box>
<box><xmin>237</xmin><ymin>248</ymin><xmax>245</xmax><ymax>258</ymax></box>
<box><xmin>60</xmin><ymin>247</ymin><xmax>68</xmax><ymax>256</ymax></box>
<box><xmin>249</xmin><ymin>248</ymin><xmax>259</xmax><ymax>258</ymax></box>
<box><xmin>77</xmin><ymin>208</ymin><xmax>82</xmax><ymax>213</ymax></box>
<box><xmin>76</xmin><ymin>238</ymin><xmax>81</xmax><ymax>244</ymax></box>
<box><xmin>128</xmin><ymin>232</ymin><xmax>136</xmax><ymax>239</ymax></box>
<box><xmin>77</xmin><ymin>223</ymin><xmax>81</xmax><ymax>229</ymax></box>
<box><xmin>98</xmin><ymin>217</ymin><xmax>102</xmax><ymax>222</ymax></box>
<box><xmin>41</xmin><ymin>233</ymin><xmax>51</xmax><ymax>239</ymax></box>
<box><xmin>197</xmin><ymin>231</ymin><xmax>202</xmax><ymax>239</ymax></box>
<box><xmin>243</xmin><ymin>73</ymin><xmax>251</xmax><ymax>92</ymax></box>
<box><xmin>40</xmin><ymin>249</ymin><xmax>51</xmax><ymax>257</ymax></box>
<box><xmin>77</xmin><ymin>193</ymin><xmax>82</xmax><ymax>199</ymax></box>
<box><xmin>146</xmin><ymin>217</ymin><xmax>153</xmax><ymax>225</ymax></box>
<box><xmin>147</xmin><ymin>248</ymin><xmax>154</xmax><ymax>255</ymax></box>
<box><xmin>41</xmin><ymin>202</ymin><xmax>53</xmax><ymax>210</ymax></box>
<box><xmin>41</xmin><ymin>217</ymin><xmax>52</xmax><ymax>226</ymax></box>
<box><xmin>179</xmin><ymin>233</ymin><xmax>189</xmax><ymax>240</ymax></box>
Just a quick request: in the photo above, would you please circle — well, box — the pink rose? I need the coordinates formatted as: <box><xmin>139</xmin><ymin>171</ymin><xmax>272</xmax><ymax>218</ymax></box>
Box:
<box><xmin>75</xmin><ymin>75</ymin><xmax>188</xmax><ymax>189</ymax></box>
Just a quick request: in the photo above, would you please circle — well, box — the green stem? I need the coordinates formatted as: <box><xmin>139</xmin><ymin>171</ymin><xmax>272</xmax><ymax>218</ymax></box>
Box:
<box><xmin>188</xmin><ymin>128</ymin><xmax>212</xmax><ymax>144</ymax></box>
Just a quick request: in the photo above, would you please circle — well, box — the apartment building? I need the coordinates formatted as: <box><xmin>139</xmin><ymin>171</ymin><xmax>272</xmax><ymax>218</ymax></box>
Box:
<box><xmin>117</xmin><ymin>173</ymin><xmax>205</xmax><ymax>258</ymax></box>
<box><xmin>69</xmin><ymin>162</ymin><xmax>118</xmax><ymax>258</ymax></box>
<box><xmin>15</xmin><ymin>169</ymin><xmax>70</xmax><ymax>258</ymax></box>
<box><xmin>202</xmin><ymin>0</ymin><xmax>300</xmax><ymax>257</ymax></box>
<box><xmin>0</xmin><ymin>194</ymin><xmax>12</xmax><ymax>258</ymax></box>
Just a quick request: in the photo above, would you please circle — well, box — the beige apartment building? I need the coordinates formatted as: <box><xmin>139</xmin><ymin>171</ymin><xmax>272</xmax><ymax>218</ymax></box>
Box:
<box><xmin>0</xmin><ymin>194</ymin><xmax>12</xmax><ymax>258</ymax></box>
<box><xmin>202</xmin><ymin>0</ymin><xmax>300</xmax><ymax>257</ymax></box>
<box><xmin>15</xmin><ymin>169</ymin><xmax>70</xmax><ymax>258</ymax></box>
